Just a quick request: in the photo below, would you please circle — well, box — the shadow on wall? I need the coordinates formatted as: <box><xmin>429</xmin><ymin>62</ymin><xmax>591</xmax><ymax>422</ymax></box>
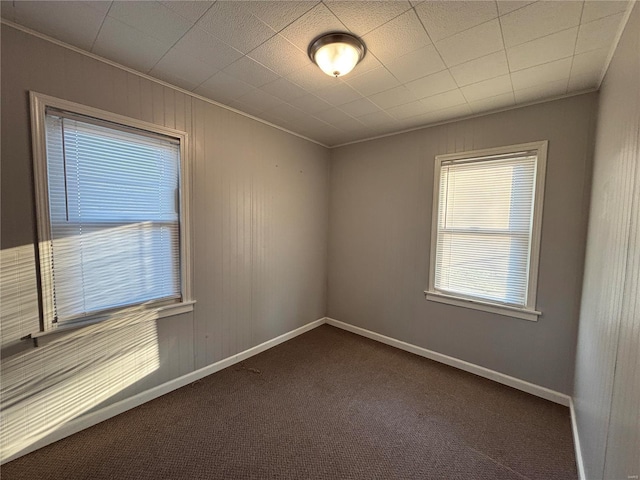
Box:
<box><xmin>0</xmin><ymin>245</ymin><xmax>161</xmax><ymax>462</ymax></box>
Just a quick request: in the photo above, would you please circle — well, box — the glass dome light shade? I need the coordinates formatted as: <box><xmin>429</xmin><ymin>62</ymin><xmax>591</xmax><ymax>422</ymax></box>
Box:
<box><xmin>308</xmin><ymin>33</ymin><xmax>365</xmax><ymax>78</ymax></box>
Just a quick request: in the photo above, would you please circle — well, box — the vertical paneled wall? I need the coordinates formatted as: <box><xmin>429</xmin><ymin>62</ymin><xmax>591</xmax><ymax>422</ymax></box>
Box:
<box><xmin>0</xmin><ymin>26</ymin><xmax>329</xmax><ymax>462</ymax></box>
<box><xmin>328</xmin><ymin>94</ymin><xmax>596</xmax><ymax>394</ymax></box>
<box><xmin>574</xmin><ymin>4</ymin><xmax>640</xmax><ymax>479</ymax></box>
<box><xmin>190</xmin><ymin>97</ymin><xmax>329</xmax><ymax>367</ymax></box>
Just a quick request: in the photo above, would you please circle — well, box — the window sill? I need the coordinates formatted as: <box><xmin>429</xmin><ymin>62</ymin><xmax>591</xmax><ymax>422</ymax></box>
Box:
<box><xmin>424</xmin><ymin>291</ymin><xmax>540</xmax><ymax>322</ymax></box>
<box><xmin>29</xmin><ymin>300</ymin><xmax>196</xmax><ymax>347</ymax></box>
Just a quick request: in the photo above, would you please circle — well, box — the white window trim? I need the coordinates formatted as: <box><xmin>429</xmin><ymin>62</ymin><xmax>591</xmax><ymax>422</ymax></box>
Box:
<box><xmin>426</xmin><ymin>141</ymin><xmax>548</xmax><ymax>322</ymax></box>
<box><xmin>30</xmin><ymin>91</ymin><xmax>194</xmax><ymax>333</ymax></box>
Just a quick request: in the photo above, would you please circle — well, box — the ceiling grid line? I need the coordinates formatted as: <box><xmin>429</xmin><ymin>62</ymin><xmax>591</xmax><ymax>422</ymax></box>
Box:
<box><xmin>566</xmin><ymin>1</ymin><xmax>587</xmax><ymax>98</ymax></box>
<box><xmin>147</xmin><ymin>1</ymin><xmax>219</xmax><ymax>75</ymax></box>
<box><xmin>494</xmin><ymin>2</ymin><xmax>516</xmax><ymax>108</ymax></box>
<box><xmin>88</xmin><ymin>0</ymin><xmax>113</xmax><ymax>52</ymax></box>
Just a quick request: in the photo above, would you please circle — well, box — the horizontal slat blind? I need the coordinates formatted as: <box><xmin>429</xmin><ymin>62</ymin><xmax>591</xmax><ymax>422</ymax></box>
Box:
<box><xmin>435</xmin><ymin>154</ymin><xmax>537</xmax><ymax>306</ymax></box>
<box><xmin>45</xmin><ymin>111</ymin><xmax>181</xmax><ymax>323</ymax></box>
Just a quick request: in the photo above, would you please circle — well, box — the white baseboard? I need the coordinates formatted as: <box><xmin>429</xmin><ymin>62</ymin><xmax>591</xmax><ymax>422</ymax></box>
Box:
<box><xmin>570</xmin><ymin>398</ymin><xmax>587</xmax><ymax>480</ymax></box>
<box><xmin>325</xmin><ymin>317</ymin><xmax>571</xmax><ymax>406</ymax></box>
<box><xmin>5</xmin><ymin>316</ymin><xmax>575</xmax><ymax>465</ymax></box>
<box><xmin>2</xmin><ymin>317</ymin><xmax>325</xmax><ymax>465</ymax></box>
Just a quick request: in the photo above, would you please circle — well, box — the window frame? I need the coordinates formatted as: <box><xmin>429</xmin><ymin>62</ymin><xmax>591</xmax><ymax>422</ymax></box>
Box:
<box><xmin>426</xmin><ymin>141</ymin><xmax>548</xmax><ymax>322</ymax></box>
<box><xmin>30</xmin><ymin>91</ymin><xmax>193</xmax><ymax>334</ymax></box>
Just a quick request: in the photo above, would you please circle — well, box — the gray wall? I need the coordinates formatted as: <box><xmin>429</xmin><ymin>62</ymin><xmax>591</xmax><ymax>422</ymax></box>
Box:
<box><xmin>328</xmin><ymin>93</ymin><xmax>596</xmax><ymax>394</ymax></box>
<box><xmin>573</xmin><ymin>4</ymin><xmax>640</xmax><ymax>480</ymax></box>
<box><xmin>0</xmin><ymin>25</ymin><xmax>329</xmax><ymax>461</ymax></box>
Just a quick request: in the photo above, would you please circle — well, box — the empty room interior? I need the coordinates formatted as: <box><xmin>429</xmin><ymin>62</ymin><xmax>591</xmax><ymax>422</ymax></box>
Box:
<box><xmin>1</xmin><ymin>1</ymin><xmax>638</xmax><ymax>479</ymax></box>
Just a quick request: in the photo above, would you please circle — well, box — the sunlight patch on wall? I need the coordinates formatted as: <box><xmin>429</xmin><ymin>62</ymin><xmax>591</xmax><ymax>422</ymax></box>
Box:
<box><xmin>0</xmin><ymin>245</ymin><xmax>40</xmax><ymax>346</ymax></box>
<box><xmin>0</xmin><ymin>320</ymin><xmax>159</xmax><ymax>461</ymax></box>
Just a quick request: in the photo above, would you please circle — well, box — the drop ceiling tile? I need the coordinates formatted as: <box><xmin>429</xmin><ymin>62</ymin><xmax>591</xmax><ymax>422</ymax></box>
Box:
<box><xmin>397</xmin><ymin>103</ymin><xmax>472</xmax><ymax>129</ymax></box>
<box><xmin>161</xmin><ymin>1</ymin><xmax>212</xmax><ymax>23</ymax></box>
<box><xmin>345</xmin><ymin>67</ymin><xmax>400</xmax><ymax>96</ymax></box>
<box><xmin>514</xmin><ymin>79</ymin><xmax>568</xmax><ymax>104</ymax></box>
<box><xmin>312</xmin><ymin>124</ymin><xmax>343</xmax><ymax>143</ymax></box>
<box><xmin>449</xmin><ymin>50</ymin><xmax>509</xmax><ymax>87</ymax></box>
<box><xmin>225</xmin><ymin>98</ymin><xmax>266</xmax><ymax>118</ymax></box>
<box><xmin>358</xmin><ymin>110</ymin><xmax>396</xmax><ymax>128</ymax></box>
<box><xmin>223</xmin><ymin>57</ymin><xmax>280</xmax><ymax>88</ymax></box>
<box><xmin>571</xmin><ymin>47</ymin><xmax>609</xmax><ymax>79</ymax></box>
<box><xmin>339</xmin><ymin>98</ymin><xmax>382</xmax><ymax>117</ymax></box>
<box><xmin>422</xmin><ymin>103</ymin><xmax>473</xmax><ymax>123</ymax></box>
<box><xmin>257</xmin><ymin>110</ymin><xmax>294</xmax><ymax>128</ymax></box>
<box><xmin>362</xmin><ymin>10</ymin><xmax>432</xmax><ymax>64</ymax></box>
<box><xmin>420</xmin><ymin>89</ymin><xmax>467</xmax><ymax>112</ymax></box>
<box><xmin>500</xmin><ymin>1</ymin><xmax>583</xmax><ymax>47</ymax></box>
<box><xmin>415</xmin><ymin>1</ymin><xmax>498</xmax><ymax>42</ymax></box>
<box><xmin>405</xmin><ymin>70</ymin><xmax>458</xmax><ymax>99</ymax></box>
<box><xmin>261</xmin><ymin>77</ymin><xmax>309</xmax><ymax>102</ymax></box>
<box><xmin>295</xmin><ymin>115</ymin><xmax>333</xmax><ymax>132</ymax></box>
<box><xmin>496</xmin><ymin>1</ymin><xmax>535</xmax><ymax>16</ymax></box>
<box><xmin>150</xmin><ymin>49</ymin><xmax>219</xmax><ymax>90</ymax></box>
<box><xmin>288</xmin><ymin>94</ymin><xmax>333</xmax><ymax>114</ymax></box>
<box><xmin>248</xmin><ymin>34</ymin><xmax>310</xmax><ymax>76</ymax></box>
<box><xmin>387</xmin><ymin>101</ymin><xmax>431</xmax><ymax>120</ymax></box>
<box><xmin>330</xmin><ymin>130</ymin><xmax>371</xmax><ymax>146</ymax></box>
<box><xmin>358</xmin><ymin>111</ymin><xmax>395</xmax><ymax>128</ymax></box>
<box><xmin>568</xmin><ymin>72</ymin><xmax>600</xmax><ymax>92</ymax></box>
<box><xmin>196</xmin><ymin>1</ymin><xmax>277</xmax><ymax>54</ymax></box>
<box><xmin>195</xmin><ymin>71</ymin><xmax>255</xmax><ymax>102</ymax></box>
<box><xmin>286</xmin><ymin>63</ymin><xmax>341</xmax><ymax>92</ymax></box>
<box><xmin>324</xmin><ymin>1</ymin><xmax>412</xmax><ymax>36</ymax></box>
<box><xmin>369</xmin><ymin>85</ymin><xmax>419</xmax><ymax>109</ymax></box>
<box><xmin>239</xmin><ymin>1</ymin><xmax>317</xmax><ymax>31</ymax></box>
<box><xmin>507</xmin><ymin>27</ymin><xmax>578</xmax><ymax>72</ymax></box>
<box><xmin>314</xmin><ymin>83</ymin><xmax>362</xmax><ymax>106</ymax></box>
<box><xmin>108</xmin><ymin>1</ymin><xmax>193</xmax><ymax>46</ymax></box>
<box><xmin>435</xmin><ymin>19</ymin><xmax>504</xmax><ymax>67</ymax></box>
<box><xmin>575</xmin><ymin>13</ymin><xmax>625</xmax><ymax>54</ymax></box>
<box><xmin>385</xmin><ymin>45</ymin><xmax>446</xmax><ymax>83</ymax></box>
<box><xmin>93</xmin><ymin>17</ymin><xmax>172</xmax><ymax>72</ymax></box>
<box><xmin>171</xmin><ymin>26</ymin><xmax>243</xmax><ymax>71</ymax></box>
<box><xmin>12</xmin><ymin>1</ymin><xmax>106</xmax><ymax>51</ymax></box>
<box><xmin>315</xmin><ymin>132</ymin><xmax>345</xmax><ymax>147</ymax></box>
<box><xmin>510</xmin><ymin>57</ymin><xmax>573</xmax><ymax>91</ymax></box>
<box><xmin>280</xmin><ymin>3</ymin><xmax>345</xmax><ymax>51</ymax></box>
<box><xmin>313</xmin><ymin>107</ymin><xmax>356</xmax><ymax>125</ymax></box>
<box><xmin>148</xmin><ymin>69</ymin><xmax>201</xmax><ymax>92</ymax></box>
<box><xmin>235</xmin><ymin>88</ymin><xmax>283</xmax><ymax>113</ymax></box>
<box><xmin>261</xmin><ymin>103</ymin><xmax>309</xmax><ymax>123</ymax></box>
<box><xmin>460</xmin><ymin>74</ymin><xmax>512</xmax><ymax>102</ymax></box>
<box><xmin>468</xmin><ymin>91</ymin><xmax>516</xmax><ymax>113</ymax></box>
<box><xmin>353</xmin><ymin>51</ymin><xmax>384</xmax><ymax>76</ymax></box>
<box><xmin>332</xmin><ymin>118</ymin><xmax>371</xmax><ymax>133</ymax></box>
<box><xmin>581</xmin><ymin>1</ymin><xmax>628</xmax><ymax>24</ymax></box>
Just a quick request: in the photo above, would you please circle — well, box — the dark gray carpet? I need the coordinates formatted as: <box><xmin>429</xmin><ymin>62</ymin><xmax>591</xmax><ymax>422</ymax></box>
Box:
<box><xmin>2</xmin><ymin>325</ymin><xmax>577</xmax><ymax>479</ymax></box>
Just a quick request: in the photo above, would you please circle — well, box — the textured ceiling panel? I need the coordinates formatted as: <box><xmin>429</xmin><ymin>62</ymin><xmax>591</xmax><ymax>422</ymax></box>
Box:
<box><xmin>93</xmin><ymin>16</ymin><xmax>173</xmax><ymax>72</ymax></box>
<box><xmin>324</xmin><ymin>0</ymin><xmax>411</xmax><ymax>36</ymax></box>
<box><xmin>415</xmin><ymin>0</ymin><xmax>498</xmax><ymax>42</ymax></box>
<box><xmin>6</xmin><ymin>1</ymin><xmax>106</xmax><ymax>51</ymax></box>
<box><xmin>0</xmin><ymin>0</ymin><xmax>631</xmax><ymax>146</ymax></box>
<box><xmin>500</xmin><ymin>1</ymin><xmax>583</xmax><ymax>47</ymax></box>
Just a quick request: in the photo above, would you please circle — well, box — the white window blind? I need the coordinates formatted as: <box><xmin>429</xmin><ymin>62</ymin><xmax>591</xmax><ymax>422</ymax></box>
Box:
<box><xmin>433</xmin><ymin>152</ymin><xmax>538</xmax><ymax>308</ymax></box>
<box><xmin>44</xmin><ymin>109</ymin><xmax>182</xmax><ymax>324</ymax></box>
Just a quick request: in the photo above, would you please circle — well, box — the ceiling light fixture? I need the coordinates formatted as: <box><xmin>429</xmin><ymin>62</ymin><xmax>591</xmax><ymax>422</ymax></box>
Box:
<box><xmin>308</xmin><ymin>32</ymin><xmax>366</xmax><ymax>78</ymax></box>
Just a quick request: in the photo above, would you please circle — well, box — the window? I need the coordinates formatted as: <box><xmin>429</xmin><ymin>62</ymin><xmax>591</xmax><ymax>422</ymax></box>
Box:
<box><xmin>426</xmin><ymin>142</ymin><xmax>547</xmax><ymax>321</ymax></box>
<box><xmin>30</xmin><ymin>92</ymin><xmax>192</xmax><ymax>332</ymax></box>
